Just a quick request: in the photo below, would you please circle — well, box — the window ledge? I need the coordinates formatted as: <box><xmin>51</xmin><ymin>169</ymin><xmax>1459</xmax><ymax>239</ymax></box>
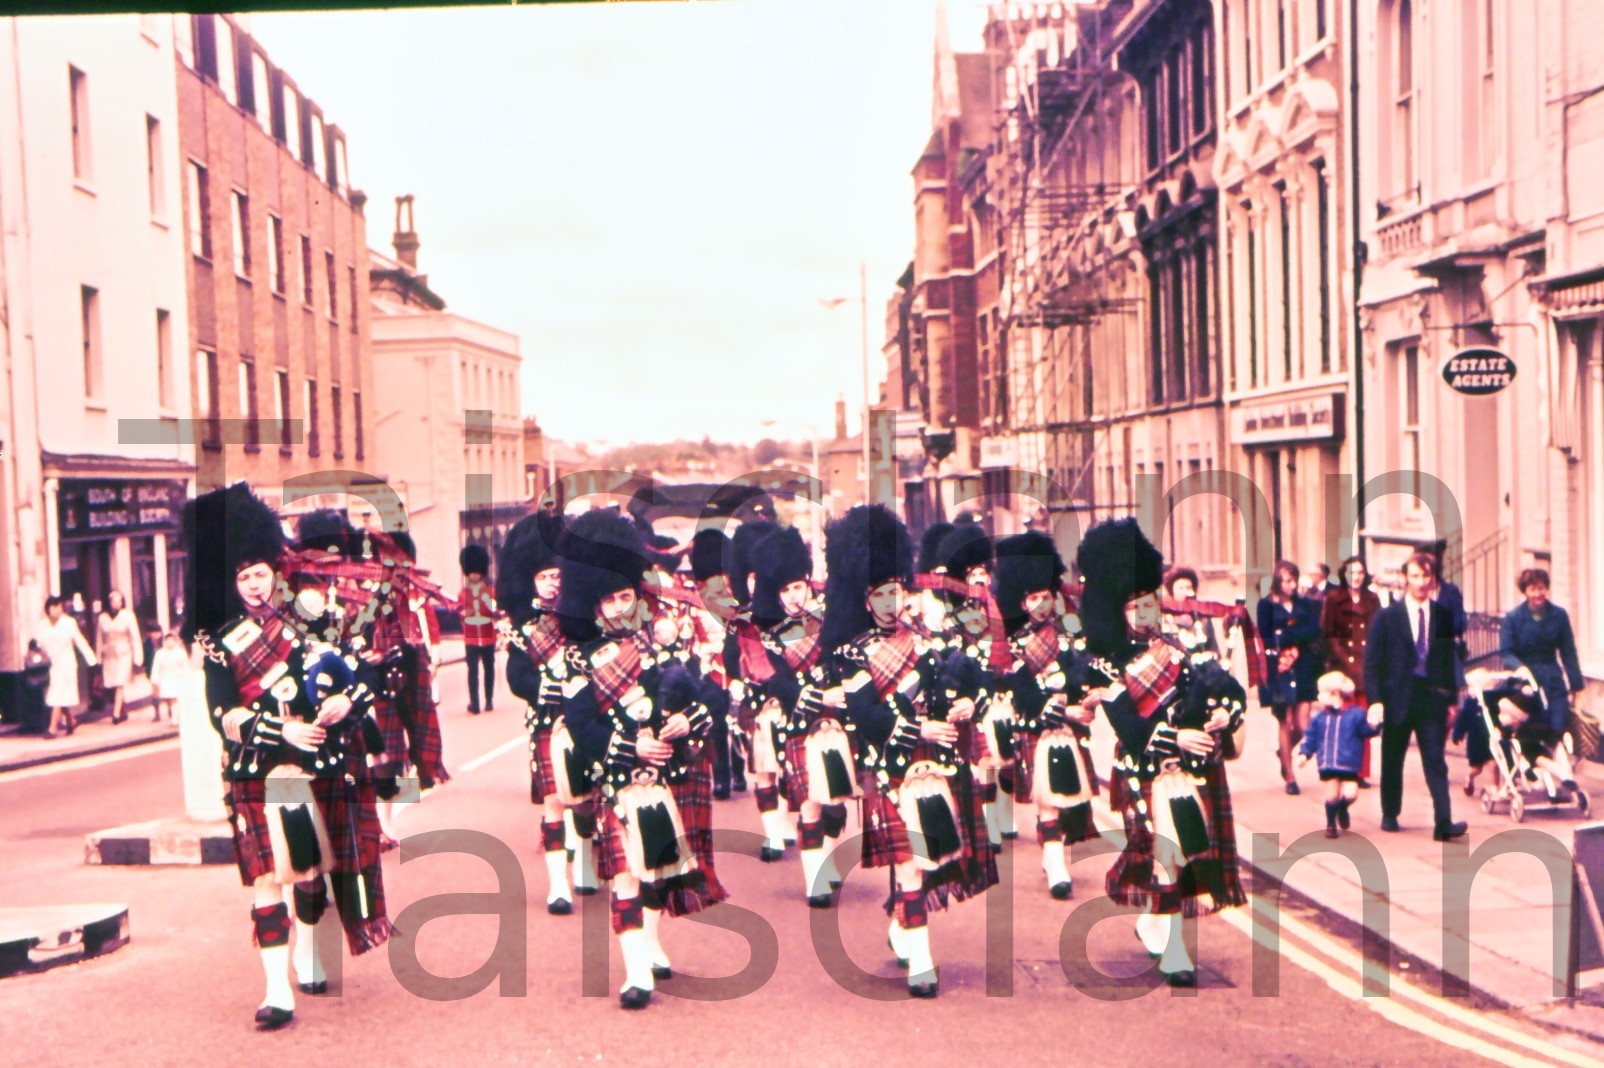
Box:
<box><xmin>193</xmin><ymin>253</ymin><xmax>214</xmax><ymax>266</ymax></box>
<box><xmin>272</xmin><ymin>290</ymin><xmax>287</xmax><ymax>302</ymax></box>
<box><xmin>150</xmin><ymin>217</ymin><xmax>170</xmax><ymax>232</ymax></box>
<box><xmin>279</xmin><ymin>445</ymin><xmax>294</xmax><ymax>458</ymax></box>
<box><xmin>73</xmin><ymin>179</ymin><xmax>97</xmax><ymax>197</ymax></box>
<box><xmin>84</xmin><ymin>399</ymin><xmax>108</xmax><ymax>412</ymax></box>
<box><xmin>235</xmin><ymin>273</ymin><xmax>253</xmax><ymax>286</ymax></box>
<box><xmin>244</xmin><ymin>444</ymin><xmax>261</xmax><ymax>454</ymax></box>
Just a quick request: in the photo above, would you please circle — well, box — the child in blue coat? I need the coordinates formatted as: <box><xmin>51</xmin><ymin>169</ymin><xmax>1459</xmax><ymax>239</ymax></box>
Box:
<box><xmin>1296</xmin><ymin>672</ymin><xmax>1381</xmax><ymax>837</ymax></box>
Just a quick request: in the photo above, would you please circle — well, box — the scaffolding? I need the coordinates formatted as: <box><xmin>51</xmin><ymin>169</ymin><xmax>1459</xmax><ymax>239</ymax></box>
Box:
<box><xmin>988</xmin><ymin>1</ymin><xmax>1140</xmax><ymax>515</ymax></box>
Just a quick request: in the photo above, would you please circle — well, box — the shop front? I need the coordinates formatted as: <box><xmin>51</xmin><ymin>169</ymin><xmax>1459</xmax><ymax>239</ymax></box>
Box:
<box><xmin>52</xmin><ymin>475</ymin><xmax>189</xmax><ymax>636</ymax></box>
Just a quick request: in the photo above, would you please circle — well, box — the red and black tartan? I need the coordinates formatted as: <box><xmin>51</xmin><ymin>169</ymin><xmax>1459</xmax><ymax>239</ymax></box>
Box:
<box><xmin>370</xmin><ymin>694</ymin><xmax>410</xmax><ymax>779</ymax></box>
<box><xmin>528</xmin><ymin>724</ymin><xmax>559</xmax><ymax>804</ymax></box>
<box><xmin>1010</xmin><ymin>731</ymin><xmax>1038</xmax><ymax>803</ymax></box>
<box><xmin>1105</xmin><ymin>754</ymin><xmax>1246</xmax><ymax>919</ymax></box>
<box><xmin>663</xmin><ymin>755</ymin><xmax>728</xmax><ymax>917</ymax></box>
<box><xmin>397</xmin><ymin>654</ymin><xmax>449</xmax><ymax>789</ymax></box>
<box><xmin>781</xmin><ymin>721</ymin><xmax>857</xmax><ymax>810</ymax></box>
<box><xmin>225</xmin><ymin>773</ymin><xmax>393</xmax><ymax>954</ymax></box>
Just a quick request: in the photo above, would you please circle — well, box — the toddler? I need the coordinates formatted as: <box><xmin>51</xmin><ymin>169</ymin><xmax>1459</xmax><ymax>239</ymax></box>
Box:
<box><xmin>1296</xmin><ymin>671</ymin><xmax>1381</xmax><ymax>837</ymax></box>
<box><xmin>147</xmin><ymin>630</ymin><xmax>190</xmax><ymax>722</ymax></box>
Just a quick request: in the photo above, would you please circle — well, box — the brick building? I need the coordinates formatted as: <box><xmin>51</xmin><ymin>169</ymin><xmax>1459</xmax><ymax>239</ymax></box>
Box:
<box><xmin>176</xmin><ymin>13</ymin><xmax>379</xmax><ymax>519</ymax></box>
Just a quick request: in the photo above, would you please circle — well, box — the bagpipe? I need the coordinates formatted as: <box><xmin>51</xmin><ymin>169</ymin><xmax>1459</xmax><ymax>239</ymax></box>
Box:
<box><xmin>792</xmin><ymin>665</ymin><xmax>861</xmax><ymax>806</ymax></box>
<box><xmin>607</xmin><ymin>662</ymin><xmax>704</xmax><ymax>884</ymax></box>
<box><xmin>878</xmin><ymin>632</ymin><xmax>968</xmax><ymax>873</ymax></box>
<box><xmin>1030</xmin><ymin>653</ymin><xmax>1096</xmax><ymax>814</ymax></box>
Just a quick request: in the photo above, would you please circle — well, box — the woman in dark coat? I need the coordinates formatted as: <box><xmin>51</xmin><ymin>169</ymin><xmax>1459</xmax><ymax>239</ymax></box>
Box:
<box><xmin>1323</xmin><ymin>555</ymin><xmax>1382</xmax><ymax>785</ymax></box>
<box><xmin>1258</xmin><ymin>561</ymin><xmax>1322</xmax><ymax>794</ymax></box>
<box><xmin>1500</xmin><ymin>568</ymin><xmax>1586</xmax><ymax>735</ymax></box>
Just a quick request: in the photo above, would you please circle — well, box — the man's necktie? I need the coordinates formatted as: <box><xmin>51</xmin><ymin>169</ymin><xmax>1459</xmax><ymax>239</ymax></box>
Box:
<box><xmin>1414</xmin><ymin>606</ymin><xmax>1428</xmax><ymax>677</ymax></box>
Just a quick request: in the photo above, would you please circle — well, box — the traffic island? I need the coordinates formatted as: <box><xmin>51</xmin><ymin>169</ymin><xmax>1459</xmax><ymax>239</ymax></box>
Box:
<box><xmin>85</xmin><ymin>817</ymin><xmax>235</xmax><ymax>866</ymax></box>
<box><xmin>0</xmin><ymin>904</ymin><xmax>130</xmax><ymax>979</ymax></box>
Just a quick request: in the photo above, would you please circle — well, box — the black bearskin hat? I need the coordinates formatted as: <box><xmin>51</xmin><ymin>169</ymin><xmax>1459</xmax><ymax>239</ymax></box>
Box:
<box><xmin>750</xmin><ymin>527</ymin><xmax>812</xmax><ymax>627</ymax></box>
<box><xmin>496</xmin><ymin>511</ymin><xmax>566</xmax><ymax>624</ymax></box>
<box><xmin>555</xmin><ymin>509</ymin><xmax>647</xmax><ymax>642</ymax></box>
<box><xmin>645</xmin><ymin>533</ymin><xmax>684</xmax><ymax>574</ymax></box>
<box><xmin>730</xmin><ymin>520</ymin><xmax>777</xmax><ymax>606</ymax></box>
<box><xmin>917</xmin><ymin>522</ymin><xmax>955</xmax><ymax>574</ymax></box>
<box><xmin>819</xmin><ymin>504</ymin><xmax>913</xmax><ymax>654</ymax></box>
<box><xmin>460</xmin><ymin>543</ymin><xmax>491</xmax><ymax>576</ymax></box>
<box><xmin>294</xmin><ymin>509</ymin><xmax>357</xmax><ymax>556</ymax></box>
<box><xmin>388</xmin><ymin>530</ymin><xmax>417</xmax><ymax>562</ymax></box>
<box><xmin>181</xmin><ymin>482</ymin><xmax>285</xmax><ymax>640</ymax></box>
<box><xmin>937</xmin><ymin>524</ymin><xmax>993</xmax><ymax>581</ymax></box>
<box><xmin>1074</xmin><ymin>517</ymin><xmax>1165</xmax><ymax>659</ymax></box>
<box><xmin>689</xmin><ymin>528</ymin><xmax>731</xmax><ymax>584</ymax></box>
<box><xmin>993</xmin><ymin>531</ymin><xmax>1066</xmax><ymax>634</ymax></box>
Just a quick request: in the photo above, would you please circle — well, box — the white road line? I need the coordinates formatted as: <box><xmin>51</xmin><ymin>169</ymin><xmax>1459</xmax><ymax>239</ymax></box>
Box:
<box><xmin>458</xmin><ymin>735</ymin><xmax>525</xmax><ymax>773</ymax></box>
<box><xmin>0</xmin><ymin>738</ymin><xmax>180</xmax><ymax>784</ymax></box>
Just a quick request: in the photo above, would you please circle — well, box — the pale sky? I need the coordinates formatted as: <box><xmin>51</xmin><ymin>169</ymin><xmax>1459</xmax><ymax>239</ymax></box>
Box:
<box><xmin>248</xmin><ymin>0</ymin><xmax>990</xmax><ymax>449</ymax></box>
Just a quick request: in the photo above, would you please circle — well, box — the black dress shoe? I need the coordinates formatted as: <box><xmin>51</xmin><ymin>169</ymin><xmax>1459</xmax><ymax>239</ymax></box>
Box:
<box><xmin>1136</xmin><ymin>931</ymin><xmax>1160</xmax><ymax>960</ymax></box>
<box><xmin>296</xmin><ymin>980</ymin><xmax>327</xmax><ymax>995</ymax></box>
<box><xmin>760</xmin><ymin>845</ymin><xmax>783</xmax><ymax>862</ymax></box>
<box><xmin>828</xmin><ymin>879</ymin><xmax>843</xmax><ymax>890</ymax></box>
<box><xmin>574</xmin><ymin>885</ymin><xmax>599</xmax><ymax>897</ymax></box>
<box><xmin>1324</xmin><ymin>826</ymin><xmax>1340</xmax><ymax>839</ymax></box>
<box><xmin>1001</xmin><ymin>830</ymin><xmax>1019</xmax><ymax>840</ymax></box>
<box><xmin>619</xmin><ymin>987</ymin><xmax>651</xmax><ymax>1010</ymax></box>
<box><xmin>807</xmin><ymin>893</ymin><xmax>833</xmax><ymax>909</ymax></box>
<box><xmin>485</xmin><ymin>705</ymin><xmax>494</xmax><ymax>713</ymax></box>
<box><xmin>1285</xmin><ymin>781</ymin><xmax>1301</xmax><ymax>796</ymax></box>
<box><xmin>467</xmin><ymin>707</ymin><xmax>480</xmax><ymax>716</ymax></box>
<box><xmin>1049</xmin><ymin>881</ymin><xmax>1073</xmax><ymax>901</ymax></box>
<box><xmin>651</xmin><ymin>964</ymin><xmax>672</xmax><ymax>981</ymax></box>
<box><xmin>1380</xmin><ymin>817</ymin><xmax>1401</xmax><ymax>832</ymax></box>
<box><xmin>1357</xmin><ymin>778</ymin><xmax>1373</xmax><ymax>789</ymax></box>
<box><xmin>731</xmin><ymin>777</ymin><xmax>748</xmax><ymax>793</ymax></box>
<box><xmin>712</xmin><ymin>787</ymin><xmax>731</xmax><ymax>801</ymax></box>
<box><xmin>547</xmin><ymin>898</ymin><xmax>573</xmax><ymax>916</ymax></box>
<box><xmin>1433</xmin><ymin>821</ymin><xmax>1469</xmax><ymax>842</ymax></box>
<box><xmin>909</xmin><ymin>980</ymin><xmax>939</xmax><ymax>999</ymax></box>
<box><xmin>254</xmin><ymin>1005</ymin><xmax>295</xmax><ymax>1030</ymax></box>
<box><xmin>1164</xmin><ymin>969</ymin><xmax>1197</xmax><ymax>988</ymax></box>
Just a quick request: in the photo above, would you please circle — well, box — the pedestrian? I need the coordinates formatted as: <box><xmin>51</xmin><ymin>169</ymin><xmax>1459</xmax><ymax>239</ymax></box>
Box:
<box><xmin>35</xmin><ymin>595</ymin><xmax>97</xmax><ymax>737</ymax></box>
<box><xmin>995</xmin><ymin>529</ymin><xmax>1099</xmax><ymax>900</ymax></box>
<box><xmin>185</xmin><ymin>483</ymin><xmax>392</xmax><ymax>1031</ymax></box>
<box><xmin>816</xmin><ymin>503</ymin><xmax>995</xmax><ymax>999</ymax></box>
<box><xmin>1079</xmin><ymin>517</ymin><xmax>1247</xmax><ymax>988</ymax></box>
<box><xmin>147</xmin><ymin>630</ymin><xmax>191</xmax><ymax>722</ymax></box>
<box><xmin>1302</xmin><ymin>562</ymin><xmax>1337</xmax><ymax>598</ymax></box>
<box><xmin>558</xmin><ymin>509</ymin><xmax>726</xmax><ymax>1011</ymax></box>
<box><xmin>1322</xmin><ymin>555</ymin><xmax>1382</xmax><ymax>787</ymax></box>
<box><xmin>1363</xmin><ymin>551</ymin><xmax>1467</xmax><ymax>841</ymax></box>
<box><xmin>1295</xmin><ymin>672</ymin><xmax>1379</xmax><ymax>838</ymax></box>
<box><xmin>1258</xmin><ymin>561</ymin><xmax>1322</xmax><ymax>794</ymax></box>
<box><xmin>1499</xmin><ymin>568</ymin><xmax>1586</xmax><ymax>740</ymax></box>
<box><xmin>458</xmin><ymin>544</ymin><xmax>498</xmax><ymax>714</ymax></box>
<box><xmin>95</xmin><ymin>590</ymin><xmax>144</xmax><ymax>724</ymax></box>
<box><xmin>1162</xmin><ymin>566</ymin><xmax>1221</xmax><ymax>660</ymax></box>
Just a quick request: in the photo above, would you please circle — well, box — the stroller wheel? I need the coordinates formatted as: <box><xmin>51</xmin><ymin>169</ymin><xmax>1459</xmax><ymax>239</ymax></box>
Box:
<box><xmin>1510</xmin><ymin>794</ymin><xmax>1526</xmax><ymax>823</ymax></box>
<box><xmin>1479</xmin><ymin>788</ymin><xmax>1495</xmax><ymax>814</ymax></box>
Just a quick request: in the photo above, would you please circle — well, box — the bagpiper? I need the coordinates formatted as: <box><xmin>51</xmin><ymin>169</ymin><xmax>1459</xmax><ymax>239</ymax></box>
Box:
<box><xmin>814</xmin><ymin>504</ymin><xmax>996</xmax><ymax>999</ymax></box>
<box><xmin>185</xmin><ymin>484</ymin><xmax>392</xmax><ymax>1031</ymax></box>
<box><xmin>557</xmin><ymin>510</ymin><xmax>726</xmax><ymax>1010</ymax></box>
<box><xmin>728</xmin><ymin>519</ymin><xmax>796</xmax><ymax>860</ymax></box>
<box><xmin>1077</xmin><ymin>518</ymin><xmax>1248</xmax><ymax>987</ymax></box>
<box><xmin>750</xmin><ymin>526</ymin><xmax>846</xmax><ymax>907</ymax></box>
<box><xmin>994</xmin><ymin>530</ymin><xmax>1101</xmax><ymax>900</ymax></box>
<box><xmin>686</xmin><ymin>528</ymin><xmax>744</xmax><ymax>800</ymax></box>
<box><xmin>500</xmin><ymin>510</ymin><xmax>598</xmax><ymax>914</ymax></box>
<box><xmin>458</xmin><ymin>543</ymin><xmax>499</xmax><ymax>715</ymax></box>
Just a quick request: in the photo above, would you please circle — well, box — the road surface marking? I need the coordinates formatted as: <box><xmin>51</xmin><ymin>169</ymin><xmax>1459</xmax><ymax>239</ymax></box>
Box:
<box><xmin>459</xmin><ymin>735</ymin><xmax>525</xmax><ymax>772</ymax></box>
<box><xmin>0</xmin><ymin>738</ymin><xmax>180</xmax><ymax>785</ymax></box>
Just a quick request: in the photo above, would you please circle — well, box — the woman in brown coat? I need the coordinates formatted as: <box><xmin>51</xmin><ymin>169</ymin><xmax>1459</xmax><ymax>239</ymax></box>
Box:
<box><xmin>1323</xmin><ymin>555</ymin><xmax>1382</xmax><ymax>785</ymax></box>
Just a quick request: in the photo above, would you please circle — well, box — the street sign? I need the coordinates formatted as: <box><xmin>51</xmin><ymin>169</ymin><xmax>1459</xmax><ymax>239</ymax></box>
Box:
<box><xmin>1442</xmin><ymin>347</ymin><xmax>1516</xmax><ymax>395</ymax></box>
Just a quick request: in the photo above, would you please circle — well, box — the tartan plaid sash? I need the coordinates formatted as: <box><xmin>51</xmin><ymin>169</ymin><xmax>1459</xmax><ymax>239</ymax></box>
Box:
<box><xmin>1160</xmin><ymin>596</ymin><xmax>1266</xmax><ymax>687</ymax></box>
<box><xmin>861</xmin><ymin>626</ymin><xmax>921</xmax><ymax>701</ymax></box>
<box><xmin>913</xmin><ymin>572</ymin><xmax>1012</xmax><ymax>672</ymax></box>
<box><xmin>1124</xmin><ymin>637</ymin><xmax>1187</xmax><ymax>719</ymax></box>
<box><xmin>224</xmin><ymin>610</ymin><xmax>301</xmax><ymax>705</ymax></box>
<box><xmin>587</xmin><ymin>633</ymin><xmax>648</xmax><ymax>711</ymax></box>
<box><xmin>765</xmin><ymin>616</ymin><xmax>822</xmax><ymax>675</ymax></box>
<box><xmin>525</xmin><ymin>610</ymin><xmax>565</xmax><ymax>666</ymax></box>
<box><xmin>731</xmin><ymin>616</ymin><xmax>776</xmax><ymax>684</ymax></box>
<box><xmin>1015</xmin><ymin>619</ymin><xmax>1063</xmax><ymax>677</ymax></box>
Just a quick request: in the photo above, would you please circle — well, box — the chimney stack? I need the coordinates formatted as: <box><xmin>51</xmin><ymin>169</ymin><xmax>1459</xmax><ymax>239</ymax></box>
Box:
<box><xmin>393</xmin><ymin>194</ymin><xmax>419</xmax><ymax>269</ymax></box>
<box><xmin>834</xmin><ymin>395</ymin><xmax>848</xmax><ymax>440</ymax></box>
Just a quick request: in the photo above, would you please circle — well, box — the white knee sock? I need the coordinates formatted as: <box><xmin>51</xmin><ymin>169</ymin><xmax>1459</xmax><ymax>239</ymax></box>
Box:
<box><xmin>292</xmin><ymin>919</ymin><xmax>325</xmax><ymax>987</ymax></box>
<box><xmin>760</xmin><ymin>809</ymin><xmax>789</xmax><ymax>851</ymax></box>
<box><xmin>642</xmin><ymin>906</ymin><xmax>669</xmax><ymax>970</ymax></box>
<box><xmin>618</xmin><ymin>928</ymin><xmax>655</xmax><ymax>994</ymax></box>
<box><xmin>1041</xmin><ymin>841</ymin><xmax>1070</xmax><ymax>888</ymax></box>
<box><xmin>573</xmin><ymin>836</ymin><xmax>598</xmax><ymax>892</ymax></box>
<box><xmin>1158</xmin><ymin>913</ymin><xmax>1193</xmax><ymax>974</ymax></box>
<box><xmin>997</xmin><ymin>791</ymin><xmax>1017</xmax><ymax>836</ymax></box>
<box><xmin>887</xmin><ymin>918</ymin><xmax>910</xmax><ymax>963</ymax></box>
<box><xmin>777</xmin><ymin>797</ymin><xmax>796</xmax><ymax>844</ymax></box>
<box><xmin>260</xmin><ymin>944</ymin><xmax>295</xmax><ymax>1011</ymax></box>
<box><xmin>901</xmin><ymin>924</ymin><xmax>936</xmax><ymax>987</ymax></box>
<box><xmin>545</xmin><ymin>850</ymin><xmax>572</xmax><ymax>904</ymax></box>
<box><xmin>801</xmin><ymin>847</ymin><xmax>828</xmax><ymax>897</ymax></box>
<box><xmin>563</xmin><ymin>809</ymin><xmax>579</xmax><ymax>853</ymax></box>
<box><xmin>820</xmin><ymin>840</ymin><xmax>842</xmax><ymax>888</ymax></box>
<box><xmin>1135</xmin><ymin>911</ymin><xmax>1167</xmax><ymax>956</ymax></box>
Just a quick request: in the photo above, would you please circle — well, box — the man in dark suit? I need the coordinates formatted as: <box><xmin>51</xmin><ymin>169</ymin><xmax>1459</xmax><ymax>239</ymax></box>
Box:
<box><xmin>1363</xmin><ymin>551</ymin><xmax>1468</xmax><ymax>842</ymax></box>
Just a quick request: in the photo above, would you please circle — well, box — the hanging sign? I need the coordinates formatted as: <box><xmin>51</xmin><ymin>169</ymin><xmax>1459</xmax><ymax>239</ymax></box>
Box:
<box><xmin>1442</xmin><ymin>348</ymin><xmax>1516</xmax><ymax>395</ymax></box>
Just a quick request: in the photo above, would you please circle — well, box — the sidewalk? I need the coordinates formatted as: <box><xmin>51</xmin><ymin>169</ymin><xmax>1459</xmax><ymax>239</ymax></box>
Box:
<box><xmin>1151</xmin><ymin>692</ymin><xmax>1604</xmax><ymax>1040</ymax></box>
<box><xmin>0</xmin><ymin>641</ymin><xmax>467</xmax><ymax>775</ymax></box>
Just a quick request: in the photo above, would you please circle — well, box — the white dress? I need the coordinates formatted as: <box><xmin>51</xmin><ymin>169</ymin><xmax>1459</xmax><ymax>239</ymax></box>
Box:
<box><xmin>35</xmin><ymin>615</ymin><xmax>96</xmax><ymax>707</ymax></box>
<box><xmin>96</xmin><ymin>608</ymin><xmax>143</xmax><ymax>688</ymax></box>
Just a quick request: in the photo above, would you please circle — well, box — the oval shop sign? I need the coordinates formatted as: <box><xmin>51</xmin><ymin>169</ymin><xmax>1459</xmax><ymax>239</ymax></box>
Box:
<box><xmin>1442</xmin><ymin>347</ymin><xmax>1516</xmax><ymax>396</ymax></box>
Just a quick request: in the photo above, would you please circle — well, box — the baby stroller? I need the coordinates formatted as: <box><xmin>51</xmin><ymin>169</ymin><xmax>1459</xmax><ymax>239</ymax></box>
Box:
<box><xmin>1468</xmin><ymin>667</ymin><xmax>1590</xmax><ymax>823</ymax></box>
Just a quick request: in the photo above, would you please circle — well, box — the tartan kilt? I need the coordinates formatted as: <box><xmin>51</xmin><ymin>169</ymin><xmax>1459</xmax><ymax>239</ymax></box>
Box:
<box><xmin>780</xmin><ymin>726</ymin><xmax>859</xmax><ymax>810</ymax></box>
<box><xmin>1105</xmin><ymin>756</ymin><xmax>1246</xmax><ymax>919</ymax></box>
<box><xmin>399</xmin><ymin>658</ymin><xmax>450</xmax><ymax>789</ymax></box>
<box><xmin>528</xmin><ymin>725</ymin><xmax>558</xmax><ymax>805</ymax></box>
<box><xmin>226</xmin><ymin>773</ymin><xmax>392</xmax><ymax>954</ymax></box>
<box><xmin>663</xmin><ymin>758</ymin><xmax>728</xmax><ymax>917</ymax></box>
<box><xmin>1011</xmin><ymin>732</ymin><xmax>1038</xmax><ymax>803</ymax></box>
<box><xmin>370</xmin><ymin>695</ymin><xmax>410</xmax><ymax>780</ymax></box>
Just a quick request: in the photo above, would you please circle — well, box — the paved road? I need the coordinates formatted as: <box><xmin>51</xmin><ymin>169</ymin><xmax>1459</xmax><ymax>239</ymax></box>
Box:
<box><xmin>0</xmin><ymin>654</ymin><xmax>1595</xmax><ymax>1066</ymax></box>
